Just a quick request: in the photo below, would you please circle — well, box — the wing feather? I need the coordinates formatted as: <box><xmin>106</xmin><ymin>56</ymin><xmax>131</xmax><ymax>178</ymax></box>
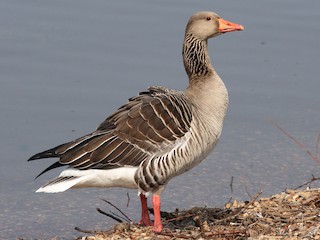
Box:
<box><xmin>29</xmin><ymin>86</ymin><xmax>193</xmax><ymax>176</ymax></box>
<box><xmin>90</xmin><ymin>137</ymin><xmax>121</xmax><ymax>163</ymax></box>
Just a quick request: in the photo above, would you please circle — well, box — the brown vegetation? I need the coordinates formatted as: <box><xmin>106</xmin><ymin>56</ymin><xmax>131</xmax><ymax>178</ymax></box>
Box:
<box><xmin>76</xmin><ymin>188</ymin><xmax>320</xmax><ymax>240</ymax></box>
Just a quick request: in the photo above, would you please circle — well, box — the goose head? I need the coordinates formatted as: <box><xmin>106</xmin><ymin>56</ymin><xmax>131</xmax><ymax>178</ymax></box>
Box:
<box><xmin>185</xmin><ymin>11</ymin><xmax>244</xmax><ymax>40</ymax></box>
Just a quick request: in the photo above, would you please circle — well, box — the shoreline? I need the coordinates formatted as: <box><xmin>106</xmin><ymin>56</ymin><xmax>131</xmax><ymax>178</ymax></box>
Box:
<box><xmin>72</xmin><ymin>187</ymin><xmax>320</xmax><ymax>240</ymax></box>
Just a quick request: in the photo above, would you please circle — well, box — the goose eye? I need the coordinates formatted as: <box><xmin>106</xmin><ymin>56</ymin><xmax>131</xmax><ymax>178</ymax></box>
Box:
<box><xmin>206</xmin><ymin>17</ymin><xmax>211</xmax><ymax>21</ymax></box>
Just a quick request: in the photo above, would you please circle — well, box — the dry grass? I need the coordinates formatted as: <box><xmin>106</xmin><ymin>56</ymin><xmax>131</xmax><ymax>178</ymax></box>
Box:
<box><xmin>76</xmin><ymin>188</ymin><xmax>320</xmax><ymax>240</ymax></box>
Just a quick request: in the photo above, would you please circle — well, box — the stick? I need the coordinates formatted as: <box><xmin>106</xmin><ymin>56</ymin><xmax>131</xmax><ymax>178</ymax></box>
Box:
<box><xmin>270</xmin><ymin>119</ymin><xmax>318</xmax><ymax>161</ymax></box>
<box><xmin>230</xmin><ymin>176</ymin><xmax>234</xmax><ymax>195</ymax></box>
<box><xmin>214</xmin><ymin>190</ymin><xmax>263</xmax><ymax>223</ymax></box>
<box><xmin>126</xmin><ymin>192</ymin><xmax>130</xmax><ymax>207</ymax></box>
<box><xmin>96</xmin><ymin>208</ymin><xmax>123</xmax><ymax>223</ymax></box>
<box><xmin>100</xmin><ymin>198</ymin><xmax>132</xmax><ymax>222</ymax></box>
<box><xmin>294</xmin><ymin>175</ymin><xmax>320</xmax><ymax>190</ymax></box>
<box><xmin>74</xmin><ymin>226</ymin><xmax>110</xmax><ymax>235</ymax></box>
<box><xmin>109</xmin><ymin>210</ymin><xmax>131</xmax><ymax>223</ymax></box>
<box><xmin>205</xmin><ymin>229</ymin><xmax>247</xmax><ymax>238</ymax></box>
<box><xmin>158</xmin><ymin>231</ymin><xmax>195</xmax><ymax>239</ymax></box>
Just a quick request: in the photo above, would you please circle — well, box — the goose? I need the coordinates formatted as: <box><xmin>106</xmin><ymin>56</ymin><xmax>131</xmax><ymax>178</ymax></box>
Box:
<box><xmin>28</xmin><ymin>11</ymin><xmax>244</xmax><ymax>233</ymax></box>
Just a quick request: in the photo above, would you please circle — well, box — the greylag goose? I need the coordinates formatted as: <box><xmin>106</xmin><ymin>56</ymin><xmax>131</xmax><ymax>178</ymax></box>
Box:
<box><xmin>28</xmin><ymin>11</ymin><xmax>243</xmax><ymax>232</ymax></box>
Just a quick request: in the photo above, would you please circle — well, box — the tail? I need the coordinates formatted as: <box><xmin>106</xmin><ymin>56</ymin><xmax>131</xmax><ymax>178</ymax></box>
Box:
<box><xmin>36</xmin><ymin>175</ymin><xmax>84</xmax><ymax>193</ymax></box>
<box><xmin>35</xmin><ymin>168</ymin><xmax>103</xmax><ymax>193</ymax></box>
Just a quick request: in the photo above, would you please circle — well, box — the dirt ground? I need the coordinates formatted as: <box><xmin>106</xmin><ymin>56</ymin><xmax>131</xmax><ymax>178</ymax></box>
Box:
<box><xmin>75</xmin><ymin>188</ymin><xmax>320</xmax><ymax>240</ymax></box>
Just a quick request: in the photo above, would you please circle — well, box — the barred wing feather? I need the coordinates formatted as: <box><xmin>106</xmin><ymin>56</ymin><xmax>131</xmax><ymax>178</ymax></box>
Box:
<box><xmin>28</xmin><ymin>86</ymin><xmax>193</xmax><ymax>177</ymax></box>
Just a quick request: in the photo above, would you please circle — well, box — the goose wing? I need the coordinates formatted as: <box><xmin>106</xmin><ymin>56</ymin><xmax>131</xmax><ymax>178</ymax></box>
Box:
<box><xmin>29</xmin><ymin>86</ymin><xmax>193</xmax><ymax>177</ymax></box>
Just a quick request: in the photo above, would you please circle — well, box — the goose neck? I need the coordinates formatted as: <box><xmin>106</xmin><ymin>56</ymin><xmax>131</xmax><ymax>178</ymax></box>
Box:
<box><xmin>182</xmin><ymin>33</ymin><xmax>214</xmax><ymax>80</ymax></box>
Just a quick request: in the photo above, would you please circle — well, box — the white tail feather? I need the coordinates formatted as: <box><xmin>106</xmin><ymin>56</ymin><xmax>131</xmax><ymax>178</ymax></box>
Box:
<box><xmin>35</xmin><ymin>167</ymin><xmax>138</xmax><ymax>193</ymax></box>
<box><xmin>36</xmin><ymin>177</ymin><xmax>84</xmax><ymax>193</ymax></box>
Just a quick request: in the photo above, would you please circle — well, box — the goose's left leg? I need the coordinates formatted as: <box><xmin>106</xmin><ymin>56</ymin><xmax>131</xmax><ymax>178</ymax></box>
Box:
<box><xmin>152</xmin><ymin>194</ymin><xmax>162</xmax><ymax>232</ymax></box>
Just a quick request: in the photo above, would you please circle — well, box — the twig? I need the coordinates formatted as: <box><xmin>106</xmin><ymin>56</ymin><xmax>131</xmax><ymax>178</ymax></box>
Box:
<box><xmin>160</xmin><ymin>206</ymin><xmax>205</xmax><ymax>224</ymax></box>
<box><xmin>74</xmin><ymin>226</ymin><xmax>111</xmax><ymax>235</ymax></box>
<box><xmin>226</xmin><ymin>196</ymin><xmax>233</xmax><ymax>205</ymax></box>
<box><xmin>246</xmin><ymin>190</ymin><xmax>263</xmax><ymax>207</ymax></box>
<box><xmin>230</xmin><ymin>176</ymin><xmax>234</xmax><ymax>195</ymax></box>
<box><xmin>126</xmin><ymin>192</ymin><xmax>130</xmax><ymax>207</ymax></box>
<box><xmin>294</xmin><ymin>175</ymin><xmax>320</xmax><ymax>190</ymax></box>
<box><xmin>96</xmin><ymin>207</ymin><xmax>123</xmax><ymax>223</ymax></box>
<box><xmin>205</xmin><ymin>229</ymin><xmax>247</xmax><ymax>238</ymax></box>
<box><xmin>215</xmin><ymin>190</ymin><xmax>263</xmax><ymax>223</ymax></box>
<box><xmin>100</xmin><ymin>198</ymin><xmax>132</xmax><ymax>222</ymax></box>
<box><xmin>158</xmin><ymin>230</ymin><xmax>195</xmax><ymax>239</ymax></box>
<box><xmin>109</xmin><ymin>210</ymin><xmax>131</xmax><ymax>223</ymax></box>
<box><xmin>241</xmin><ymin>176</ymin><xmax>252</xmax><ymax>199</ymax></box>
<box><xmin>270</xmin><ymin>119</ymin><xmax>320</xmax><ymax>163</ymax></box>
<box><xmin>163</xmin><ymin>212</ymin><xmax>196</xmax><ymax>223</ymax></box>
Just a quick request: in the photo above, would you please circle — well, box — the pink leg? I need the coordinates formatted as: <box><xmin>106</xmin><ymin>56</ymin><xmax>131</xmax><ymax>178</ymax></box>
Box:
<box><xmin>152</xmin><ymin>194</ymin><xmax>163</xmax><ymax>232</ymax></box>
<box><xmin>139</xmin><ymin>194</ymin><xmax>153</xmax><ymax>226</ymax></box>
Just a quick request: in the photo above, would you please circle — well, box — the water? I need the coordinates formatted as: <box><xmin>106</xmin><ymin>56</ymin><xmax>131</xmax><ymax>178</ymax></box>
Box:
<box><xmin>1</xmin><ymin>0</ymin><xmax>320</xmax><ymax>239</ymax></box>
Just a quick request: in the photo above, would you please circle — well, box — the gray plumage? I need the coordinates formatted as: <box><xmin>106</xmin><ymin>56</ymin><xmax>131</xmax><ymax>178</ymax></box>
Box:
<box><xmin>28</xmin><ymin>13</ymin><xmax>243</xmax><ymax>227</ymax></box>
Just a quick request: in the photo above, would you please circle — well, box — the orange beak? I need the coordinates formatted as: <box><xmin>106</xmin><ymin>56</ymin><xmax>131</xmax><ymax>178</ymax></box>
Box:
<box><xmin>218</xmin><ymin>18</ymin><xmax>244</xmax><ymax>33</ymax></box>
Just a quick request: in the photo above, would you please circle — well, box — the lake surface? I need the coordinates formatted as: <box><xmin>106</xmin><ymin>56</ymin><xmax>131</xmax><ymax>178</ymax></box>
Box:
<box><xmin>1</xmin><ymin>0</ymin><xmax>320</xmax><ymax>239</ymax></box>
